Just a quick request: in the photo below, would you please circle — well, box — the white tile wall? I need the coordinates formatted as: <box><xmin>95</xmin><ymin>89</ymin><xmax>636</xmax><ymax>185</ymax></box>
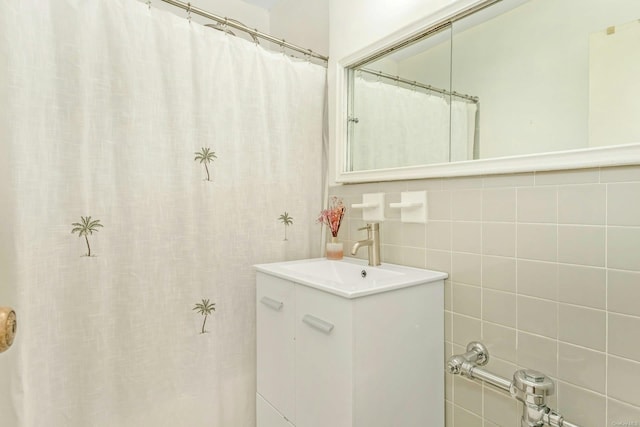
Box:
<box><xmin>330</xmin><ymin>164</ymin><xmax>640</xmax><ymax>426</ymax></box>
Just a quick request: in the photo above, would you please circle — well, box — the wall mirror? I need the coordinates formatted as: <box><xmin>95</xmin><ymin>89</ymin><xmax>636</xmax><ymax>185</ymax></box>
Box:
<box><xmin>339</xmin><ymin>0</ymin><xmax>640</xmax><ymax>183</ymax></box>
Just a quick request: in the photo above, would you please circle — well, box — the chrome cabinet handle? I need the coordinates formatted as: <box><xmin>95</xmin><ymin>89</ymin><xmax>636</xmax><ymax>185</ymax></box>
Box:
<box><xmin>260</xmin><ymin>296</ymin><xmax>283</xmax><ymax>311</ymax></box>
<box><xmin>302</xmin><ymin>314</ymin><xmax>334</xmax><ymax>334</ymax></box>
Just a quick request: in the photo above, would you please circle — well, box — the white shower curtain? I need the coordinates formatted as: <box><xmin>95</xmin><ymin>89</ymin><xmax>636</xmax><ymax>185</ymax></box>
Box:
<box><xmin>0</xmin><ymin>1</ymin><xmax>325</xmax><ymax>426</ymax></box>
<box><xmin>351</xmin><ymin>76</ymin><xmax>477</xmax><ymax>171</ymax></box>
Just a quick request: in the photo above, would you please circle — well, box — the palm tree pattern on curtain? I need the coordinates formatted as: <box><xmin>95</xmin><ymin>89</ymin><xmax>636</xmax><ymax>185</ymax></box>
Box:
<box><xmin>71</xmin><ymin>216</ymin><xmax>103</xmax><ymax>257</ymax></box>
<box><xmin>278</xmin><ymin>211</ymin><xmax>294</xmax><ymax>241</ymax></box>
<box><xmin>193</xmin><ymin>299</ymin><xmax>216</xmax><ymax>334</ymax></box>
<box><xmin>194</xmin><ymin>147</ymin><xmax>217</xmax><ymax>181</ymax></box>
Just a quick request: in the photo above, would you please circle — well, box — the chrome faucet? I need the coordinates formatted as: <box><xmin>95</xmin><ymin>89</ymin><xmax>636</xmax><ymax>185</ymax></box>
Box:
<box><xmin>350</xmin><ymin>223</ymin><xmax>381</xmax><ymax>266</ymax></box>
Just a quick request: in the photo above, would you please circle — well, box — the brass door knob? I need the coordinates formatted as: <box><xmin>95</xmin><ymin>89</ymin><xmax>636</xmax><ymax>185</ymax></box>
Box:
<box><xmin>0</xmin><ymin>307</ymin><xmax>17</xmax><ymax>353</ymax></box>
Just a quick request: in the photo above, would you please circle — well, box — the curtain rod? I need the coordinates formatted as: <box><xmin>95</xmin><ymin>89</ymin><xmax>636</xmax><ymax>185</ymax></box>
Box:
<box><xmin>358</xmin><ymin>68</ymin><xmax>479</xmax><ymax>102</ymax></box>
<box><xmin>157</xmin><ymin>0</ymin><xmax>329</xmax><ymax>62</ymax></box>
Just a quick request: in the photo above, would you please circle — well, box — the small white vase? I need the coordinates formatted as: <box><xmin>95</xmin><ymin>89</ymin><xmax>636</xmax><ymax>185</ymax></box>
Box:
<box><xmin>326</xmin><ymin>236</ymin><xmax>344</xmax><ymax>260</ymax></box>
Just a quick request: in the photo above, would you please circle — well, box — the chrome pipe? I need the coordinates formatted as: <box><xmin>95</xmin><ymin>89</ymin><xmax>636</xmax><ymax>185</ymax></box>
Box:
<box><xmin>158</xmin><ymin>0</ymin><xmax>329</xmax><ymax>62</ymax></box>
<box><xmin>468</xmin><ymin>365</ymin><xmax>512</xmax><ymax>393</ymax></box>
<box><xmin>447</xmin><ymin>342</ymin><xmax>583</xmax><ymax>427</ymax></box>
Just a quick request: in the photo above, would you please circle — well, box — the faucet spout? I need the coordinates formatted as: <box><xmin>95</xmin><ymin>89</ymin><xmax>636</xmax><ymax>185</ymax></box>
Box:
<box><xmin>350</xmin><ymin>239</ymin><xmax>372</xmax><ymax>256</ymax></box>
<box><xmin>351</xmin><ymin>223</ymin><xmax>381</xmax><ymax>266</ymax></box>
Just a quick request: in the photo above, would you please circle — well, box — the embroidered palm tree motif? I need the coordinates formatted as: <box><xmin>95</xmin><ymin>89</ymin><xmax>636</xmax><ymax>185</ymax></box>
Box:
<box><xmin>278</xmin><ymin>212</ymin><xmax>294</xmax><ymax>241</ymax></box>
<box><xmin>193</xmin><ymin>298</ymin><xmax>216</xmax><ymax>334</ymax></box>
<box><xmin>71</xmin><ymin>216</ymin><xmax>103</xmax><ymax>257</ymax></box>
<box><xmin>194</xmin><ymin>147</ymin><xmax>217</xmax><ymax>181</ymax></box>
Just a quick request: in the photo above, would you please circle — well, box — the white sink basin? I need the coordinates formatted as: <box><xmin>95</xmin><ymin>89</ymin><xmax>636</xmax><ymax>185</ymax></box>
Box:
<box><xmin>254</xmin><ymin>257</ymin><xmax>447</xmax><ymax>298</ymax></box>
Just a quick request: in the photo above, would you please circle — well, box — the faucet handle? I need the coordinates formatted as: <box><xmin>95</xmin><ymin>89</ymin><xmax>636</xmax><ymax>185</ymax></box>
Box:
<box><xmin>358</xmin><ymin>223</ymin><xmax>379</xmax><ymax>231</ymax></box>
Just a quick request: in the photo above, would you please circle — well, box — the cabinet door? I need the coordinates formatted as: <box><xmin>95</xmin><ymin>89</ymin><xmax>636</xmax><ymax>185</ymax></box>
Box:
<box><xmin>257</xmin><ymin>393</ymin><xmax>295</xmax><ymax>427</ymax></box>
<box><xmin>256</xmin><ymin>273</ymin><xmax>295</xmax><ymax>422</ymax></box>
<box><xmin>295</xmin><ymin>285</ymin><xmax>353</xmax><ymax>427</ymax></box>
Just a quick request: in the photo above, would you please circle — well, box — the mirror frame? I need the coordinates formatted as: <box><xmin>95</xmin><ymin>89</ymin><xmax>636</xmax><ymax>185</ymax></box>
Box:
<box><xmin>334</xmin><ymin>0</ymin><xmax>640</xmax><ymax>184</ymax></box>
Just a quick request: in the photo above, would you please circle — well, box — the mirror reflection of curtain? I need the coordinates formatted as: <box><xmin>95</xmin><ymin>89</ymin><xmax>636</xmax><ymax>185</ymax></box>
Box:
<box><xmin>589</xmin><ymin>19</ymin><xmax>640</xmax><ymax>147</ymax></box>
<box><xmin>351</xmin><ymin>76</ymin><xmax>477</xmax><ymax>171</ymax></box>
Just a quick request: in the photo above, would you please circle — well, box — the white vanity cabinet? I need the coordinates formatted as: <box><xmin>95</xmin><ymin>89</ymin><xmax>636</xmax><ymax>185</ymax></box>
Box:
<box><xmin>255</xmin><ymin>258</ymin><xmax>446</xmax><ymax>427</ymax></box>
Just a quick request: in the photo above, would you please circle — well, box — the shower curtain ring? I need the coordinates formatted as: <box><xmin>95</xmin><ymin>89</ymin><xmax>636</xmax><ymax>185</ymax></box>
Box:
<box><xmin>147</xmin><ymin>0</ymin><xmax>151</xmax><ymax>9</ymax></box>
<box><xmin>280</xmin><ymin>39</ymin><xmax>286</xmax><ymax>55</ymax></box>
<box><xmin>187</xmin><ymin>2</ymin><xmax>192</xmax><ymax>23</ymax></box>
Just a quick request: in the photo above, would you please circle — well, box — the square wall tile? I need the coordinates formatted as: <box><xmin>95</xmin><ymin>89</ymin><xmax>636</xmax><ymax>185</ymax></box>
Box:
<box><xmin>452</xmin><ymin>314</ymin><xmax>481</xmax><ymax>347</ymax></box>
<box><xmin>452</xmin><ymin>252</ymin><xmax>481</xmax><ymax>286</ymax></box>
<box><xmin>607</xmin><ymin>398</ymin><xmax>640</xmax><ymax>427</ymax></box>
<box><xmin>452</xmin><ymin>283</ymin><xmax>481</xmax><ymax>318</ymax></box>
<box><xmin>400</xmin><ymin>246</ymin><xmax>426</xmax><ymax>268</ymax></box>
<box><xmin>558</xmin><ymin>264</ymin><xmax>606</xmax><ymax>309</ymax></box>
<box><xmin>452</xmin><ymin>221</ymin><xmax>481</xmax><ymax>254</ymax></box>
<box><xmin>557</xmin><ymin>225</ymin><xmax>605</xmax><ymax>267</ymax></box>
<box><xmin>482</xmin><ymin>222</ymin><xmax>516</xmax><ymax>257</ymax></box>
<box><xmin>426</xmin><ymin>249</ymin><xmax>451</xmax><ymax>276</ymax></box>
<box><xmin>381</xmin><ymin>244</ymin><xmax>403</xmax><ymax>264</ymax></box>
<box><xmin>483</xmin><ymin>387</ymin><xmax>519</xmax><ymax>427</ymax></box>
<box><xmin>600</xmin><ymin>165</ymin><xmax>640</xmax><ymax>182</ymax></box>
<box><xmin>401</xmin><ymin>222</ymin><xmax>426</xmax><ymax>248</ymax></box>
<box><xmin>608</xmin><ymin>313</ymin><xmax>640</xmax><ymax>363</ymax></box>
<box><xmin>452</xmin><ymin>405</ymin><xmax>482</xmax><ymax>427</ymax></box>
<box><xmin>428</xmin><ymin>190</ymin><xmax>451</xmax><ymax>220</ymax></box>
<box><xmin>482</xmin><ymin>321</ymin><xmax>516</xmax><ymax>362</ymax></box>
<box><xmin>608</xmin><ymin>356</ymin><xmax>640</xmax><ymax>407</ymax></box>
<box><xmin>517</xmin><ymin>259</ymin><xmax>558</xmax><ymax>299</ymax></box>
<box><xmin>558</xmin><ymin>342</ymin><xmax>606</xmax><ymax>394</ymax></box>
<box><xmin>381</xmin><ymin>219</ymin><xmax>402</xmax><ymax>245</ymax></box>
<box><xmin>444</xmin><ymin>176</ymin><xmax>483</xmax><ymax>190</ymax></box>
<box><xmin>517</xmin><ymin>186</ymin><xmax>557</xmax><ymax>223</ymax></box>
<box><xmin>483</xmin><ymin>289</ymin><xmax>516</xmax><ymax>328</ymax></box>
<box><xmin>427</xmin><ymin>221</ymin><xmax>451</xmax><ymax>250</ymax></box>
<box><xmin>608</xmin><ymin>182</ymin><xmax>640</xmax><ymax>226</ymax></box>
<box><xmin>482</xmin><ymin>256</ymin><xmax>516</xmax><ymax>292</ymax></box>
<box><xmin>452</xmin><ymin>376</ymin><xmax>483</xmax><ymax>415</ymax></box>
<box><xmin>407</xmin><ymin>178</ymin><xmax>443</xmax><ymax>191</ymax></box>
<box><xmin>452</xmin><ymin>189</ymin><xmax>482</xmax><ymax>221</ymax></box>
<box><xmin>556</xmin><ymin>381</ymin><xmax>606</xmax><ymax>427</ymax></box>
<box><xmin>483</xmin><ymin>172</ymin><xmax>534</xmax><ymax>188</ymax></box>
<box><xmin>517</xmin><ymin>224</ymin><xmax>557</xmax><ymax>262</ymax></box>
<box><xmin>557</xmin><ymin>184</ymin><xmax>606</xmax><ymax>225</ymax></box>
<box><xmin>518</xmin><ymin>296</ymin><xmax>557</xmax><ymax>339</ymax></box>
<box><xmin>558</xmin><ymin>303</ymin><xmax>606</xmax><ymax>351</ymax></box>
<box><xmin>482</xmin><ymin>188</ymin><xmax>516</xmax><ymax>221</ymax></box>
<box><xmin>608</xmin><ymin>269</ymin><xmax>640</xmax><ymax>316</ymax></box>
<box><xmin>535</xmin><ymin>168</ymin><xmax>600</xmax><ymax>185</ymax></box>
<box><xmin>517</xmin><ymin>332</ymin><xmax>557</xmax><ymax>376</ymax></box>
<box><xmin>601</xmin><ymin>165</ymin><xmax>640</xmax><ymax>182</ymax></box>
<box><xmin>608</xmin><ymin>227</ymin><xmax>640</xmax><ymax>271</ymax></box>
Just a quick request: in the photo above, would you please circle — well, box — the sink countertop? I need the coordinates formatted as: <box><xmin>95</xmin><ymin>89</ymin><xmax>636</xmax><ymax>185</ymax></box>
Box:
<box><xmin>254</xmin><ymin>257</ymin><xmax>448</xmax><ymax>299</ymax></box>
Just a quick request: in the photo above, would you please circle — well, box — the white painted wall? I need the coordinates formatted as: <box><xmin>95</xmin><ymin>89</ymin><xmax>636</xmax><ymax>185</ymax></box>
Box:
<box><xmin>269</xmin><ymin>0</ymin><xmax>329</xmax><ymax>56</ymax></box>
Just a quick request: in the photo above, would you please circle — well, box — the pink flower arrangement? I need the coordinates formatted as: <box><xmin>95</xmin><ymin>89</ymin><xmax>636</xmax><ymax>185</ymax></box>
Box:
<box><xmin>317</xmin><ymin>196</ymin><xmax>345</xmax><ymax>238</ymax></box>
